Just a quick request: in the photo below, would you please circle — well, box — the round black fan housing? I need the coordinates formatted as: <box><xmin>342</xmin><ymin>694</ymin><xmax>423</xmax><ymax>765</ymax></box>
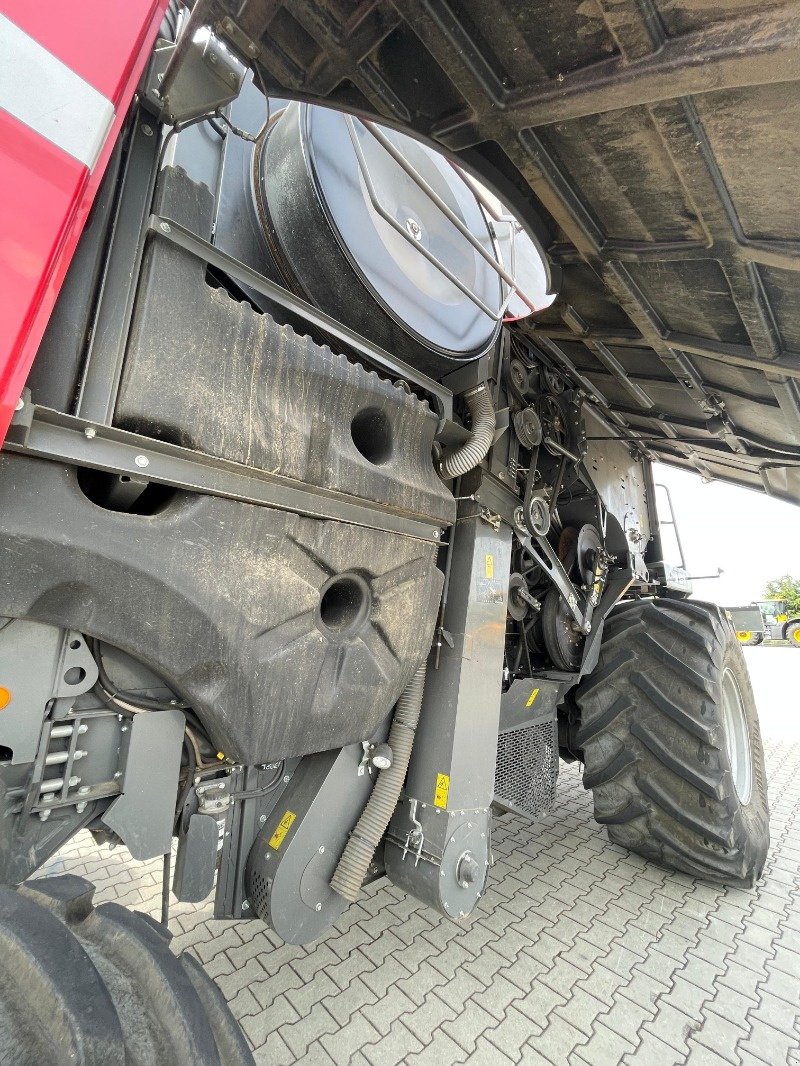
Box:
<box><xmin>255</xmin><ymin>102</ymin><xmax>503</xmax><ymax>380</ymax></box>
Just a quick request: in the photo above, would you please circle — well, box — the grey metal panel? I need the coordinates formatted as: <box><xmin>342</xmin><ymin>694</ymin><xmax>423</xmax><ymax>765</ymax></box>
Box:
<box><xmin>582</xmin><ymin>407</ymin><xmax>650</xmax><ymax>552</ymax></box>
<box><xmin>245</xmin><ymin>737</ymin><xmax>386</xmax><ymax>943</ymax></box>
<box><xmin>405</xmin><ymin>508</ymin><xmax>512</xmax><ymax>811</ymax></box>
<box><xmin>173</xmin><ymin>814</ymin><xmax>221</xmax><ymax>903</ymax></box>
<box><xmin>0</xmin><ymin>620</ymin><xmax>61</xmax><ymax>765</ymax></box>
<box><xmin>727</xmin><ymin>607</ymin><xmax>764</xmax><ymax>634</ymax></box>
<box><xmin>384</xmin><ymin>507</ymin><xmax>509</xmax><ymax>920</ymax></box>
<box><xmin>498</xmin><ymin>677</ymin><xmax>570</xmax><ymax>734</ymax></box>
<box><xmin>102</xmin><ymin>709</ymin><xmax>184</xmax><ymax>860</ymax></box>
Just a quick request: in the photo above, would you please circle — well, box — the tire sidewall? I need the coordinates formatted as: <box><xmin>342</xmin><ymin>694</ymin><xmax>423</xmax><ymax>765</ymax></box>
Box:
<box><xmin>719</xmin><ymin>635</ymin><xmax>770</xmax><ymax>857</ymax></box>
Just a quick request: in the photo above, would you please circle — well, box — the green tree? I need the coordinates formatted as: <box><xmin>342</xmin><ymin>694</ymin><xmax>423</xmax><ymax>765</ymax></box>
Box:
<box><xmin>764</xmin><ymin>575</ymin><xmax>800</xmax><ymax>616</ymax></box>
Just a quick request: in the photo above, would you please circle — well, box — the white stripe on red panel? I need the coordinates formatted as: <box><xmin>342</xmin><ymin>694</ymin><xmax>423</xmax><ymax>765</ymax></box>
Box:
<box><xmin>0</xmin><ymin>13</ymin><xmax>115</xmax><ymax>170</ymax></box>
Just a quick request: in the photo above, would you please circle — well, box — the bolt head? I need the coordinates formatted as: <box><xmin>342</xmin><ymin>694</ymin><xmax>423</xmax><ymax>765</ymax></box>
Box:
<box><xmin>141</xmin><ymin>123</ymin><xmax>153</xmax><ymax>136</ymax></box>
<box><xmin>315</xmin><ymin>903</ymin><xmax>322</xmax><ymax>912</ymax></box>
<box><xmin>283</xmin><ymin>775</ymin><xmax>290</xmax><ymax>783</ymax></box>
<box><xmin>159</xmin><ymin>221</ymin><xmax>171</xmax><ymax>234</ymax></box>
<box><xmin>241</xmin><ymin>900</ymin><xmax>250</xmax><ymax>910</ymax></box>
<box><xmin>15</xmin><ymin>397</ymin><xmax>24</xmax><ymax>412</ymax></box>
<box><xmin>259</xmin><ymin>814</ymin><xmax>266</xmax><ymax>824</ymax></box>
<box><xmin>84</xmin><ymin>426</ymin><xmax>97</xmax><ymax>439</ymax></box>
<box><xmin>134</xmin><ymin>454</ymin><xmax>150</xmax><ymax>468</ymax></box>
<box><xmin>318</xmin><ymin>846</ymin><xmax>325</xmax><ymax>854</ymax></box>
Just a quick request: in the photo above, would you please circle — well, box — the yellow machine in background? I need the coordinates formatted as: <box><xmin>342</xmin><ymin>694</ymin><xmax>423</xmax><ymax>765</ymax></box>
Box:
<box><xmin>729</xmin><ymin>601</ymin><xmax>800</xmax><ymax>647</ymax></box>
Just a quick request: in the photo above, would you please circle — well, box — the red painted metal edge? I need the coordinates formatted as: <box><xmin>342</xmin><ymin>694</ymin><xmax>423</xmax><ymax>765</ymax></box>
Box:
<box><xmin>0</xmin><ymin>0</ymin><xmax>169</xmax><ymax>442</ymax></box>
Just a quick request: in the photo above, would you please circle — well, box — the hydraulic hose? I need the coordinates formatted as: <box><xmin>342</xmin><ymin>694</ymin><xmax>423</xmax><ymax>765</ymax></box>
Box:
<box><xmin>439</xmin><ymin>383</ymin><xmax>496</xmax><ymax>479</ymax></box>
<box><xmin>331</xmin><ymin>664</ymin><xmax>427</xmax><ymax>902</ymax></box>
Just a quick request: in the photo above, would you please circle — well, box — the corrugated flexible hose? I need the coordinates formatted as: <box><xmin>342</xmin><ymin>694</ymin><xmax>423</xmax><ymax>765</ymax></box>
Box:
<box><xmin>439</xmin><ymin>383</ymin><xmax>496</xmax><ymax>480</ymax></box>
<box><xmin>330</xmin><ymin>664</ymin><xmax>427</xmax><ymax>903</ymax></box>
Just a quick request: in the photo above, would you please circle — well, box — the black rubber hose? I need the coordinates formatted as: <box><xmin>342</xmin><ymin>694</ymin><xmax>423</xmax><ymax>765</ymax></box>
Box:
<box><xmin>330</xmin><ymin>665</ymin><xmax>427</xmax><ymax>902</ymax></box>
<box><xmin>439</xmin><ymin>383</ymin><xmax>496</xmax><ymax>480</ymax></box>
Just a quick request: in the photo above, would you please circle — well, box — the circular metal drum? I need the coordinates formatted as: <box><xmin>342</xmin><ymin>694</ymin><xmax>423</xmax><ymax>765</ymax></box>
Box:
<box><xmin>255</xmin><ymin>102</ymin><xmax>503</xmax><ymax>379</ymax></box>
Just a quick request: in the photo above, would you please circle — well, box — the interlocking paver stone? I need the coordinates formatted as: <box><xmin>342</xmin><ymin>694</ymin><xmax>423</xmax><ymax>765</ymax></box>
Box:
<box><xmin>44</xmin><ymin>653</ymin><xmax>800</xmax><ymax>1065</ymax></box>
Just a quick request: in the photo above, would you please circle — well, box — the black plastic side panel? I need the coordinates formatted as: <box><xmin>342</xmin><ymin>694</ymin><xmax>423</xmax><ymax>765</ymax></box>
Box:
<box><xmin>0</xmin><ymin>454</ymin><xmax>443</xmax><ymax>763</ymax></box>
<box><xmin>115</xmin><ymin>167</ymin><xmax>454</xmax><ymax>527</ymax></box>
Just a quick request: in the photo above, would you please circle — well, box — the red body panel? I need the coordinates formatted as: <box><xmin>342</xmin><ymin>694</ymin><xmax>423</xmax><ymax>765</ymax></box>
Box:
<box><xmin>0</xmin><ymin>0</ymin><xmax>168</xmax><ymax>442</ymax></box>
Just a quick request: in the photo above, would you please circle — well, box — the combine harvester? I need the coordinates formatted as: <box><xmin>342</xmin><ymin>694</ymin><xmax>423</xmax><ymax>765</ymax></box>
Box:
<box><xmin>0</xmin><ymin>0</ymin><xmax>792</xmax><ymax>1058</ymax></box>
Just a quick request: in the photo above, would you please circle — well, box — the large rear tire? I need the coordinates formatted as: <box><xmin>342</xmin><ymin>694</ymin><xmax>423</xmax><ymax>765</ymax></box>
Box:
<box><xmin>0</xmin><ymin>875</ymin><xmax>254</xmax><ymax>1066</ymax></box>
<box><xmin>574</xmin><ymin>599</ymin><xmax>769</xmax><ymax>886</ymax></box>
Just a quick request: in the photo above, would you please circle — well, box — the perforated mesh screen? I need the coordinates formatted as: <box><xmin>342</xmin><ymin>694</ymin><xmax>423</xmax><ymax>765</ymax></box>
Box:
<box><xmin>246</xmin><ymin>866</ymin><xmax>271</xmax><ymax>920</ymax></box>
<box><xmin>494</xmin><ymin>716</ymin><xmax>558</xmax><ymax>819</ymax></box>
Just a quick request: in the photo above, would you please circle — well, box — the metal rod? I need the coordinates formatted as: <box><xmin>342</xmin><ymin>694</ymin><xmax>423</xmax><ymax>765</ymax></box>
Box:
<box><xmin>345</xmin><ymin>119</ymin><xmax>499</xmax><ymax>320</ymax></box>
<box><xmin>358</xmin><ymin>118</ymin><xmax>539</xmax><ymax>315</ymax></box>
<box><xmin>543</xmin><ymin>437</ymin><xmax>581</xmax><ymax>462</ymax></box>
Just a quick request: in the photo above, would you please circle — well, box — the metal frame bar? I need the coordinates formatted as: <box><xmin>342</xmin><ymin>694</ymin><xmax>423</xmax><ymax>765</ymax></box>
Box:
<box><xmin>431</xmin><ymin>5</ymin><xmax>800</xmax><ymax>135</ymax></box>
<box><xmin>5</xmin><ymin>404</ymin><xmax>445</xmax><ymax>543</ymax></box>
<box><xmin>76</xmin><ymin>112</ymin><xmax>161</xmax><ymax>425</ymax></box>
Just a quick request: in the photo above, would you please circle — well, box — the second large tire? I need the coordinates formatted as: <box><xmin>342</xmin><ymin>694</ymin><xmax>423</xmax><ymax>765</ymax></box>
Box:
<box><xmin>0</xmin><ymin>875</ymin><xmax>254</xmax><ymax>1066</ymax></box>
<box><xmin>573</xmin><ymin>599</ymin><xmax>769</xmax><ymax>886</ymax></box>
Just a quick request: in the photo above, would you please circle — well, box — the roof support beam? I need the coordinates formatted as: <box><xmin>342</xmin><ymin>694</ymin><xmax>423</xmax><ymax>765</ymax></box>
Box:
<box><xmin>525</xmin><ymin>7</ymin><xmax>794</xmax><ymax>127</ymax></box>
<box><xmin>432</xmin><ymin>5</ymin><xmax>800</xmax><ymax>137</ymax></box>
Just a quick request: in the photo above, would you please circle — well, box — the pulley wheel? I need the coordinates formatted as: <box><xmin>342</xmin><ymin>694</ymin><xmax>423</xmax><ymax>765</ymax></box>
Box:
<box><xmin>508</xmin><ymin>573</ymin><xmax>531</xmax><ymax>621</ymax></box>
<box><xmin>256</xmin><ymin>102</ymin><xmax>502</xmax><ymax>378</ymax></box>
<box><xmin>576</xmin><ymin>524</ymin><xmax>603</xmax><ymax>585</ymax></box>
<box><xmin>542</xmin><ymin>588</ymin><xmax>584</xmax><ymax>671</ymax></box>
<box><xmin>514</xmin><ymin>407</ymin><xmax>543</xmax><ymax>449</ymax></box>
<box><xmin>527</xmin><ymin>497</ymin><xmax>550</xmax><ymax>536</ymax></box>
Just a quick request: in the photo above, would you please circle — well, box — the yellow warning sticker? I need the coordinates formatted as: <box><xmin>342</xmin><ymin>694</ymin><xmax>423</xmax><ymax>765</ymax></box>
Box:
<box><xmin>525</xmin><ymin>687</ymin><xmax>540</xmax><ymax>708</ymax></box>
<box><xmin>434</xmin><ymin>773</ymin><xmax>450</xmax><ymax>809</ymax></box>
<box><xmin>269</xmin><ymin>810</ymin><xmax>296</xmax><ymax>850</ymax></box>
<box><xmin>485</xmin><ymin>554</ymin><xmax>494</xmax><ymax>579</ymax></box>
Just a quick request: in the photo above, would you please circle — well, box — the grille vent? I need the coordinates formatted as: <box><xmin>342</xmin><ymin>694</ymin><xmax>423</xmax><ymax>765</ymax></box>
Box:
<box><xmin>494</xmin><ymin>715</ymin><xmax>558</xmax><ymax>819</ymax></box>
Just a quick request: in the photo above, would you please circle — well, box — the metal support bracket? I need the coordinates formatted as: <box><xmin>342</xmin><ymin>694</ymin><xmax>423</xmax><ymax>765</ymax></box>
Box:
<box><xmin>520</xmin><ymin>531</ymin><xmax>588</xmax><ymax>632</ymax></box>
<box><xmin>4</xmin><ymin>403</ymin><xmax>445</xmax><ymax>544</ymax></box>
<box><xmin>385</xmin><ymin>505</ymin><xmax>512</xmax><ymax>920</ymax></box>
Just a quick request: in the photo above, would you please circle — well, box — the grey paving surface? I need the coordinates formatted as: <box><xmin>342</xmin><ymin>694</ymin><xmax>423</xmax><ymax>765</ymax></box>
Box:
<box><xmin>44</xmin><ymin>647</ymin><xmax>800</xmax><ymax>1065</ymax></box>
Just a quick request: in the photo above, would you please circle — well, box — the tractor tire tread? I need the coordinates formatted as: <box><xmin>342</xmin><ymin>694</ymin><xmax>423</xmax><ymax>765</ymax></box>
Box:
<box><xmin>0</xmin><ymin>874</ymin><xmax>254</xmax><ymax>1066</ymax></box>
<box><xmin>574</xmin><ymin>599</ymin><xmax>769</xmax><ymax>886</ymax></box>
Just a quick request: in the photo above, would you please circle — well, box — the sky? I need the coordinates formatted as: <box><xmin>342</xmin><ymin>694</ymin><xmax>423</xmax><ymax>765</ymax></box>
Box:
<box><xmin>652</xmin><ymin>462</ymin><xmax>800</xmax><ymax>607</ymax></box>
